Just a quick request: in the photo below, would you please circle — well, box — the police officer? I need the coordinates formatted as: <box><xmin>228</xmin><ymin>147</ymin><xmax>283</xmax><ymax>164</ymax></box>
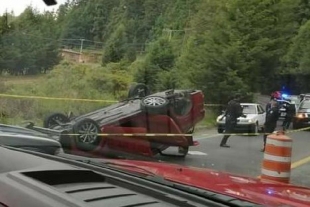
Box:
<box><xmin>262</xmin><ymin>100</ymin><xmax>280</xmax><ymax>152</ymax></box>
<box><xmin>282</xmin><ymin>100</ymin><xmax>296</xmax><ymax>130</ymax></box>
<box><xmin>219</xmin><ymin>93</ymin><xmax>244</xmax><ymax>148</ymax></box>
<box><xmin>266</xmin><ymin>97</ymin><xmax>278</xmax><ymax>112</ymax></box>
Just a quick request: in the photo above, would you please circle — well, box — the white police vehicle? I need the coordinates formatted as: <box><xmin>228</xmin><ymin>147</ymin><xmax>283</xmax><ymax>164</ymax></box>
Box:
<box><xmin>216</xmin><ymin>103</ymin><xmax>266</xmax><ymax>135</ymax></box>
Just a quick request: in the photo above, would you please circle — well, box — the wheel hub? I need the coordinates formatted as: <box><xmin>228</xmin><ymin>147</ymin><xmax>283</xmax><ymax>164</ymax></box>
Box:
<box><xmin>78</xmin><ymin>122</ymin><xmax>98</xmax><ymax>144</ymax></box>
<box><xmin>144</xmin><ymin>97</ymin><xmax>166</xmax><ymax>106</ymax></box>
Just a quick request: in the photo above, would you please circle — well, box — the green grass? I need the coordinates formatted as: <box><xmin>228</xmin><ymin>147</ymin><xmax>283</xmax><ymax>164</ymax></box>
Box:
<box><xmin>0</xmin><ymin>75</ymin><xmax>46</xmax><ymax>87</ymax></box>
<box><xmin>196</xmin><ymin>108</ymin><xmax>220</xmax><ymax>129</ymax></box>
<box><xmin>0</xmin><ymin>61</ymin><xmax>133</xmax><ymax>125</ymax></box>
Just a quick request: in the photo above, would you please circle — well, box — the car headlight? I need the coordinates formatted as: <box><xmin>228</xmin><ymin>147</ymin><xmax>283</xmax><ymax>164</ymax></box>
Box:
<box><xmin>216</xmin><ymin>116</ymin><xmax>224</xmax><ymax>122</ymax></box>
<box><xmin>296</xmin><ymin>113</ymin><xmax>308</xmax><ymax>118</ymax></box>
<box><xmin>240</xmin><ymin>119</ymin><xmax>254</xmax><ymax>123</ymax></box>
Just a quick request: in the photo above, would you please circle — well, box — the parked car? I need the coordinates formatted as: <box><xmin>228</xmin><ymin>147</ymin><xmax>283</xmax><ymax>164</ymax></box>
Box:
<box><xmin>300</xmin><ymin>93</ymin><xmax>310</xmax><ymax>102</ymax></box>
<box><xmin>0</xmin><ymin>124</ymin><xmax>62</xmax><ymax>155</ymax></box>
<box><xmin>292</xmin><ymin>99</ymin><xmax>310</xmax><ymax>130</ymax></box>
<box><xmin>216</xmin><ymin>103</ymin><xmax>266</xmax><ymax>134</ymax></box>
<box><xmin>287</xmin><ymin>95</ymin><xmax>301</xmax><ymax>107</ymax></box>
<box><xmin>2</xmin><ymin>144</ymin><xmax>310</xmax><ymax>207</ymax></box>
<box><xmin>29</xmin><ymin>85</ymin><xmax>205</xmax><ymax>158</ymax></box>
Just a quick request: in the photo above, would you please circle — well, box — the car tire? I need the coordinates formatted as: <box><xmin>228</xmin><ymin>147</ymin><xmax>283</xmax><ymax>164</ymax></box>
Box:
<box><xmin>140</xmin><ymin>96</ymin><xmax>170</xmax><ymax>115</ymax></box>
<box><xmin>218</xmin><ymin>128</ymin><xmax>224</xmax><ymax>133</ymax></box>
<box><xmin>43</xmin><ymin>112</ymin><xmax>70</xmax><ymax>129</ymax></box>
<box><xmin>128</xmin><ymin>83</ymin><xmax>150</xmax><ymax>99</ymax></box>
<box><xmin>251</xmin><ymin>122</ymin><xmax>259</xmax><ymax>136</ymax></box>
<box><xmin>72</xmin><ymin>118</ymin><xmax>101</xmax><ymax>151</ymax></box>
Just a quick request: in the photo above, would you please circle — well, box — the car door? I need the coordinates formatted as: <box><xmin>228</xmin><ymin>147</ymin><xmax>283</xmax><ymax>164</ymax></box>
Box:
<box><xmin>257</xmin><ymin>105</ymin><xmax>266</xmax><ymax>126</ymax></box>
<box><xmin>278</xmin><ymin>100</ymin><xmax>287</xmax><ymax>117</ymax></box>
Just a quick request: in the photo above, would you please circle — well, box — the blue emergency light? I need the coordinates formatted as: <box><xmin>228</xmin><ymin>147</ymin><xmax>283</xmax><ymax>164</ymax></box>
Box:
<box><xmin>282</xmin><ymin>94</ymin><xmax>288</xmax><ymax>99</ymax></box>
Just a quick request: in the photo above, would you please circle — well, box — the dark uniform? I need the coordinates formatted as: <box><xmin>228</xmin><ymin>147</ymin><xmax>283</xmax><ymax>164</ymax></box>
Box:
<box><xmin>282</xmin><ymin>102</ymin><xmax>296</xmax><ymax>130</ymax></box>
<box><xmin>219</xmin><ymin>94</ymin><xmax>243</xmax><ymax>148</ymax></box>
<box><xmin>262</xmin><ymin>103</ymin><xmax>280</xmax><ymax>151</ymax></box>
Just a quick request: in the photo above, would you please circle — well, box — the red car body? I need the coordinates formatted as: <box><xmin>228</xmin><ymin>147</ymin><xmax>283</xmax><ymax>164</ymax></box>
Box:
<box><xmin>105</xmin><ymin>158</ymin><xmax>310</xmax><ymax>207</ymax></box>
<box><xmin>62</xmin><ymin>90</ymin><xmax>205</xmax><ymax>158</ymax></box>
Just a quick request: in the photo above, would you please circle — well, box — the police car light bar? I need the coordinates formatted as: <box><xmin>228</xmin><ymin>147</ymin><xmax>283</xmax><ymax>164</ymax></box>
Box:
<box><xmin>282</xmin><ymin>94</ymin><xmax>288</xmax><ymax>99</ymax></box>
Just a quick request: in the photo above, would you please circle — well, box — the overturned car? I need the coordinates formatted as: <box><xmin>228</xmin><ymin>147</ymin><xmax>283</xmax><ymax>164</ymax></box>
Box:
<box><xmin>28</xmin><ymin>84</ymin><xmax>205</xmax><ymax>158</ymax></box>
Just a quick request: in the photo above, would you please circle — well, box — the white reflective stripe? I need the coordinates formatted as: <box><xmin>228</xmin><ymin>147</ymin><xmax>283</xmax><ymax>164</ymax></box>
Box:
<box><xmin>266</xmin><ymin>139</ymin><xmax>292</xmax><ymax>147</ymax></box>
<box><xmin>261</xmin><ymin>169</ymin><xmax>290</xmax><ymax>178</ymax></box>
<box><xmin>264</xmin><ymin>154</ymin><xmax>291</xmax><ymax>163</ymax></box>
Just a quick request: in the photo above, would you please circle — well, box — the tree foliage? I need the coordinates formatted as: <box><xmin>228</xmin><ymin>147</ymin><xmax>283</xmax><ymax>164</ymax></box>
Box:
<box><xmin>0</xmin><ymin>7</ymin><xmax>60</xmax><ymax>75</ymax></box>
<box><xmin>1</xmin><ymin>0</ymin><xmax>310</xmax><ymax>100</ymax></box>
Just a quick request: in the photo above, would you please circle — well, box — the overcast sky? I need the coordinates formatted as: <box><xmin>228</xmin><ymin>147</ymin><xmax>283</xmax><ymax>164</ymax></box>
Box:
<box><xmin>0</xmin><ymin>0</ymin><xmax>66</xmax><ymax>16</ymax></box>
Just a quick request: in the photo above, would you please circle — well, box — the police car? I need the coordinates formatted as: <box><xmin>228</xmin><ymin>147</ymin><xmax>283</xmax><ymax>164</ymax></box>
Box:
<box><xmin>216</xmin><ymin>103</ymin><xmax>266</xmax><ymax>135</ymax></box>
<box><xmin>276</xmin><ymin>94</ymin><xmax>299</xmax><ymax>119</ymax></box>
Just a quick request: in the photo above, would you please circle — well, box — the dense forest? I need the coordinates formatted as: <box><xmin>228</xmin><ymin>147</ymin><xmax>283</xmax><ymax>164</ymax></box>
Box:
<box><xmin>1</xmin><ymin>0</ymin><xmax>310</xmax><ymax>103</ymax></box>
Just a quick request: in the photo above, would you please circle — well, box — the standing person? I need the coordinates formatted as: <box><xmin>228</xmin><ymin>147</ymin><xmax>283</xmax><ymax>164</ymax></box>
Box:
<box><xmin>219</xmin><ymin>93</ymin><xmax>244</xmax><ymax>148</ymax></box>
<box><xmin>261</xmin><ymin>100</ymin><xmax>280</xmax><ymax>152</ymax></box>
<box><xmin>266</xmin><ymin>98</ymin><xmax>278</xmax><ymax>112</ymax></box>
<box><xmin>282</xmin><ymin>100</ymin><xmax>296</xmax><ymax>130</ymax></box>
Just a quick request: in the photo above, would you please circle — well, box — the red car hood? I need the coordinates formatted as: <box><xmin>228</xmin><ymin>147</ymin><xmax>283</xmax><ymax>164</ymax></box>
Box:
<box><xmin>104</xmin><ymin>159</ymin><xmax>310</xmax><ymax>207</ymax></box>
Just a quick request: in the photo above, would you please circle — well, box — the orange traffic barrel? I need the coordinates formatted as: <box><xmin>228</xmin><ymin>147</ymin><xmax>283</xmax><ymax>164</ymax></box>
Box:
<box><xmin>261</xmin><ymin>131</ymin><xmax>292</xmax><ymax>184</ymax></box>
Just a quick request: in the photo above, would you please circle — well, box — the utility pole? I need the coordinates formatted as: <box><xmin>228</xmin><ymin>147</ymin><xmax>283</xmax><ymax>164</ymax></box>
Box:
<box><xmin>79</xmin><ymin>39</ymin><xmax>85</xmax><ymax>63</ymax></box>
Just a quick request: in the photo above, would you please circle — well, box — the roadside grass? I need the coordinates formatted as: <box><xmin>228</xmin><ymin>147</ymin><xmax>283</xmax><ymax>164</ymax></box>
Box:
<box><xmin>0</xmin><ymin>74</ymin><xmax>46</xmax><ymax>87</ymax></box>
<box><xmin>196</xmin><ymin>108</ymin><xmax>220</xmax><ymax>129</ymax></box>
<box><xmin>0</xmin><ymin>61</ymin><xmax>132</xmax><ymax>126</ymax></box>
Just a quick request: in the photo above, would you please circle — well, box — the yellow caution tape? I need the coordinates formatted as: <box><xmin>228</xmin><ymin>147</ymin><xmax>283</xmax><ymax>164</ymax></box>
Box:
<box><xmin>0</xmin><ymin>93</ymin><xmax>118</xmax><ymax>103</ymax></box>
<box><xmin>64</xmin><ymin>133</ymin><xmax>193</xmax><ymax>137</ymax></box>
<box><xmin>204</xmin><ymin>104</ymin><xmax>223</xmax><ymax>106</ymax></box>
<box><xmin>61</xmin><ymin>126</ymin><xmax>310</xmax><ymax>137</ymax></box>
<box><xmin>0</xmin><ymin>93</ymin><xmax>223</xmax><ymax>106</ymax></box>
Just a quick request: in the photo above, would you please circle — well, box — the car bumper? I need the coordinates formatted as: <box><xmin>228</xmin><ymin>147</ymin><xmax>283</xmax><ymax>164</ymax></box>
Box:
<box><xmin>217</xmin><ymin>123</ymin><xmax>257</xmax><ymax>133</ymax></box>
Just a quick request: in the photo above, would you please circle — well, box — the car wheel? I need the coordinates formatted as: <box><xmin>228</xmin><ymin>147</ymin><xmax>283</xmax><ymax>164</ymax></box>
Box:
<box><xmin>218</xmin><ymin>128</ymin><xmax>224</xmax><ymax>133</ymax></box>
<box><xmin>251</xmin><ymin>122</ymin><xmax>259</xmax><ymax>136</ymax></box>
<box><xmin>73</xmin><ymin>118</ymin><xmax>101</xmax><ymax>151</ymax></box>
<box><xmin>141</xmin><ymin>96</ymin><xmax>170</xmax><ymax>115</ymax></box>
<box><xmin>43</xmin><ymin>113</ymin><xmax>70</xmax><ymax>129</ymax></box>
<box><xmin>128</xmin><ymin>83</ymin><xmax>150</xmax><ymax>99</ymax></box>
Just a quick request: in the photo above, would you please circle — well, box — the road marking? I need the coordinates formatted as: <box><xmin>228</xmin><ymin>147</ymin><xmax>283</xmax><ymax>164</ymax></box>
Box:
<box><xmin>291</xmin><ymin>155</ymin><xmax>310</xmax><ymax>169</ymax></box>
<box><xmin>188</xmin><ymin>151</ymin><xmax>208</xmax><ymax>156</ymax></box>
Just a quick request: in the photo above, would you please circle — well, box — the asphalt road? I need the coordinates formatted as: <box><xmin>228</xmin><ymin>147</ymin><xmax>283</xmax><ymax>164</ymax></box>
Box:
<box><xmin>156</xmin><ymin>122</ymin><xmax>310</xmax><ymax>187</ymax></box>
